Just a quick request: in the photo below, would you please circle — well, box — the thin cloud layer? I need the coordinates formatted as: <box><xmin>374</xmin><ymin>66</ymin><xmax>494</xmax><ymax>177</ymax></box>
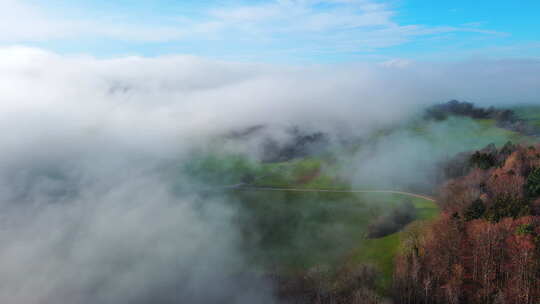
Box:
<box><xmin>0</xmin><ymin>0</ymin><xmax>503</xmax><ymax>59</ymax></box>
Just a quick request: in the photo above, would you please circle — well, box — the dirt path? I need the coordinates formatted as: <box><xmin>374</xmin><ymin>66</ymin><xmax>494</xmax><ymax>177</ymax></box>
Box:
<box><xmin>235</xmin><ymin>186</ymin><xmax>436</xmax><ymax>202</ymax></box>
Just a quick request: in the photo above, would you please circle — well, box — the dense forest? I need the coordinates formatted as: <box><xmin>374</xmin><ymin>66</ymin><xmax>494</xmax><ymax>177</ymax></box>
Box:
<box><xmin>395</xmin><ymin>143</ymin><xmax>540</xmax><ymax>304</ymax></box>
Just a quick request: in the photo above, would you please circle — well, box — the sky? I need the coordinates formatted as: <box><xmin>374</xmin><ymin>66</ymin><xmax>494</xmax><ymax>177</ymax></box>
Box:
<box><xmin>1</xmin><ymin>0</ymin><xmax>539</xmax><ymax>63</ymax></box>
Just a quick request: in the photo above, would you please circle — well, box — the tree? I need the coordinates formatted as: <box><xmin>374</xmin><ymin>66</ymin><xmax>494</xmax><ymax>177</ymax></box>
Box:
<box><xmin>464</xmin><ymin>199</ymin><xmax>486</xmax><ymax>221</ymax></box>
<box><xmin>526</xmin><ymin>167</ymin><xmax>540</xmax><ymax>198</ymax></box>
<box><xmin>484</xmin><ymin>195</ymin><xmax>530</xmax><ymax>222</ymax></box>
<box><xmin>470</xmin><ymin>151</ymin><xmax>496</xmax><ymax>169</ymax></box>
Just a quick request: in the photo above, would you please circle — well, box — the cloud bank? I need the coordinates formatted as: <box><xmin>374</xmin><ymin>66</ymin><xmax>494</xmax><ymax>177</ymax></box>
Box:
<box><xmin>0</xmin><ymin>46</ymin><xmax>538</xmax><ymax>303</ymax></box>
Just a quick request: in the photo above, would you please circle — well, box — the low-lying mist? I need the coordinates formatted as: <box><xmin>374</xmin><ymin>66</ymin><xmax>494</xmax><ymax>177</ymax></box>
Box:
<box><xmin>0</xmin><ymin>46</ymin><xmax>538</xmax><ymax>303</ymax></box>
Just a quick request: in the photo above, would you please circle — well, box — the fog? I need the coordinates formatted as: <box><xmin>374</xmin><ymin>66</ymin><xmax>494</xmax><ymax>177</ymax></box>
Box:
<box><xmin>0</xmin><ymin>46</ymin><xmax>538</xmax><ymax>303</ymax></box>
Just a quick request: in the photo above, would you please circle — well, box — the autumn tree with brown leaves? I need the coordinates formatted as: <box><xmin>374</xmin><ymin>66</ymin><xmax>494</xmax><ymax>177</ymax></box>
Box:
<box><xmin>394</xmin><ymin>144</ymin><xmax>540</xmax><ymax>304</ymax></box>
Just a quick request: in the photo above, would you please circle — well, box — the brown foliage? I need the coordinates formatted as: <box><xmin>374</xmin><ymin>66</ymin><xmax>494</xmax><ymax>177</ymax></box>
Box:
<box><xmin>485</xmin><ymin>169</ymin><xmax>526</xmax><ymax>199</ymax></box>
<box><xmin>438</xmin><ymin>144</ymin><xmax>540</xmax><ymax>217</ymax></box>
<box><xmin>394</xmin><ymin>144</ymin><xmax>540</xmax><ymax>304</ymax></box>
<box><xmin>394</xmin><ymin>215</ymin><xmax>540</xmax><ymax>304</ymax></box>
<box><xmin>438</xmin><ymin>168</ymin><xmax>489</xmax><ymax>213</ymax></box>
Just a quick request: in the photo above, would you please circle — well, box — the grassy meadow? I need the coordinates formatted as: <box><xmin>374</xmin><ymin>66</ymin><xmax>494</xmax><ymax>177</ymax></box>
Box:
<box><xmin>513</xmin><ymin>105</ymin><xmax>540</xmax><ymax>128</ymax></box>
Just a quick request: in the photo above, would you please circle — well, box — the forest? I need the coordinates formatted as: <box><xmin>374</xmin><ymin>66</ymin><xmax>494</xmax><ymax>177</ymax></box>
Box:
<box><xmin>394</xmin><ymin>143</ymin><xmax>540</xmax><ymax>304</ymax></box>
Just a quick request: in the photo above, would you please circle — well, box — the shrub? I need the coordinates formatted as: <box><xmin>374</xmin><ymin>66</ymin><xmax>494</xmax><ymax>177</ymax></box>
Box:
<box><xmin>367</xmin><ymin>201</ymin><xmax>416</xmax><ymax>238</ymax></box>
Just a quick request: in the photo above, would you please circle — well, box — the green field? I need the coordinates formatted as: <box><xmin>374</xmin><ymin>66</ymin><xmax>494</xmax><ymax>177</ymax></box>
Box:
<box><xmin>412</xmin><ymin>116</ymin><xmax>536</xmax><ymax>149</ymax></box>
<box><xmin>184</xmin><ymin>152</ymin><xmax>438</xmax><ymax>277</ymax></box>
<box><xmin>229</xmin><ymin>190</ymin><xmax>396</xmax><ymax>272</ymax></box>
<box><xmin>230</xmin><ymin>190</ymin><xmax>437</xmax><ymax>281</ymax></box>
<box><xmin>348</xmin><ymin>195</ymin><xmax>438</xmax><ymax>292</ymax></box>
<box><xmin>513</xmin><ymin>105</ymin><xmax>540</xmax><ymax>128</ymax></box>
<box><xmin>185</xmin><ymin>115</ymin><xmax>537</xmax><ymax>193</ymax></box>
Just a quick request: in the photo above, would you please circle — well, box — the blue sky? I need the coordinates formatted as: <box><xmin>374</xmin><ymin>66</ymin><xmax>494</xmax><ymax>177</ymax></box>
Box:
<box><xmin>1</xmin><ymin>0</ymin><xmax>539</xmax><ymax>62</ymax></box>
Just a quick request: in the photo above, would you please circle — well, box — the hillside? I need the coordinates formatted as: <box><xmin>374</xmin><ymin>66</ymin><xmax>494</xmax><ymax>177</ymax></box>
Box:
<box><xmin>242</xmin><ymin>102</ymin><xmax>540</xmax><ymax>303</ymax></box>
<box><xmin>153</xmin><ymin>100</ymin><xmax>540</xmax><ymax>304</ymax></box>
<box><xmin>395</xmin><ymin>143</ymin><xmax>540</xmax><ymax>304</ymax></box>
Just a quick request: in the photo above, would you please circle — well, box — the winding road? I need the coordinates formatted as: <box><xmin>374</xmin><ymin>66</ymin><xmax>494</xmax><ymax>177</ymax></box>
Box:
<box><xmin>234</xmin><ymin>185</ymin><xmax>436</xmax><ymax>202</ymax></box>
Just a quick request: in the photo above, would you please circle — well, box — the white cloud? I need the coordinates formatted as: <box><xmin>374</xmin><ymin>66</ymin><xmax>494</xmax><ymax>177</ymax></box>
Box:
<box><xmin>0</xmin><ymin>0</ymin><xmax>503</xmax><ymax>55</ymax></box>
<box><xmin>0</xmin><ymin>0</ymin><xmax>188</xmax><ymax>42</ymax></box>
<box><xmin>380</xmin><ymin>58</ymin><xmax>412</xmax><ymax>68</ymax></box>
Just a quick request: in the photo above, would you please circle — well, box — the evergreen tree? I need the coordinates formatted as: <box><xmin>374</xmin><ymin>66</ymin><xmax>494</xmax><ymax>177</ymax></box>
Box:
<box><xmin>464</xmin><ymin>199</ymin><xmax>486</xmax><ymax>221</ymax></box>
<box><xmin>526</xmin><ymin>167</ymin><xmax>540</xmax><ymax>198</ymax></box>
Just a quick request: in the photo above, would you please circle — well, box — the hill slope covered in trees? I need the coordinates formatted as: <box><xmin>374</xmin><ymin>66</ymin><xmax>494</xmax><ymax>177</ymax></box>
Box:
<box><xmin>395</xmin><ymin>143</ymin><xmax>540</xmax><ymax>304</ymax></box>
